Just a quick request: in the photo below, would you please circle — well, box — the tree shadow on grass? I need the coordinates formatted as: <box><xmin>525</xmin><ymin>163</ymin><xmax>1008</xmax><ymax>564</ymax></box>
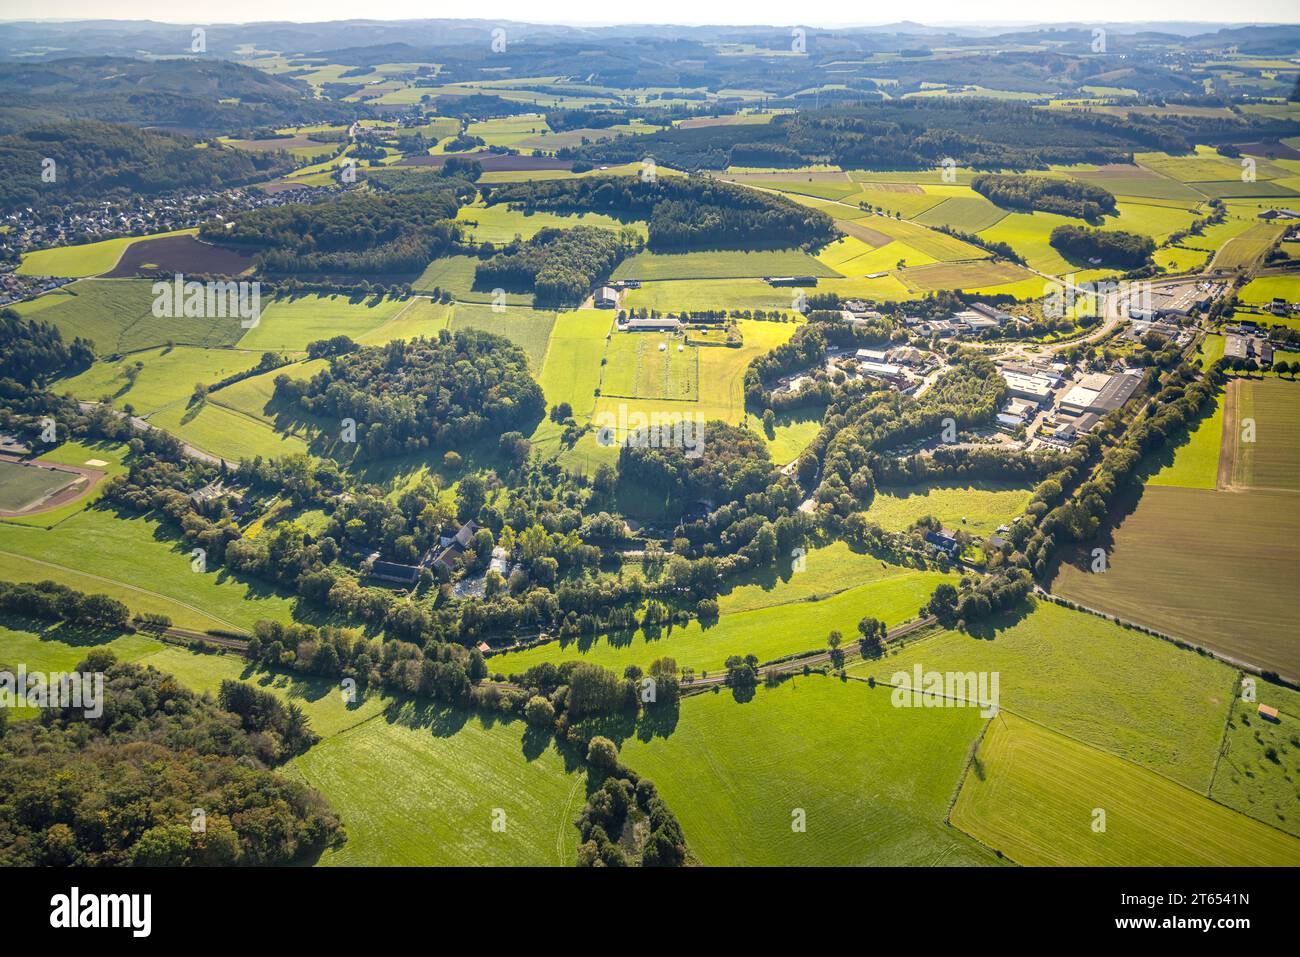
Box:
<box><xmin>962</xmin><ymin>598</ymin><xmax>1038</xmax><ymax>642</ymax></box>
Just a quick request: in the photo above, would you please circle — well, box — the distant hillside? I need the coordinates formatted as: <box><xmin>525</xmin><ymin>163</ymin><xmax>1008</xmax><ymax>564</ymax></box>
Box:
<box><xmin>0</xmin><ymin>56</ymin><xmax>364</xmax><ymax>136</ymax></box>
<box><xmin>0</xmin><ymin>120</ymin><xmax>292</xmax><ymax>215</ymax></box>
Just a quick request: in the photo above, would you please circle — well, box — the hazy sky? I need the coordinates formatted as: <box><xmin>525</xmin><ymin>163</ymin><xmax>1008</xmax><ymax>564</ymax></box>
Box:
<box><xmin>2</xmin><ymin>2</ymin><xmax>1297</xmax><ymax>27</ymax></box>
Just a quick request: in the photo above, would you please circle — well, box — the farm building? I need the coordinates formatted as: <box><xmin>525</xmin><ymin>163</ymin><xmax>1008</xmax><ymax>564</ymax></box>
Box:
<box><xmin>924</xmin><ymin>529</ymin><xmax>962</xmax><ymax>556</ymax></box>
<box><xmin>370</xmin><ymin>560</ymin><xmax>421</xmax><ymax>587</ymax></box>
<box><xmin>858</xmin><ymin>360</ymin><xmax>905</xmax><ymax>382</ymax></box>
<box><xmin>594</xmin><ymin>287</ymin><xmax>619</xmax><ymax>309</ymax></box>
<box><xmin>622</xmin><ymin>316</ymin><xmax>682</xmax><ymax>332</ymax></box>
<box><xmin>432</xmin><ymin>520</ymin><xmax>480</xmax><ymax>572</ymax></box>
<box><xmin>1258</xmin><ymin>704</ymin><xmax>1281</xmax><ymax>723</ymax></box>
<box><xmin>1225</xmin><ymin>334</ymin><xmax>1273</xmax><ymax>366</ymax></box>
<box><xmin>764</xmin><ymin>275</ymin><xmax>818</xmax><ymax>287</ymax></box>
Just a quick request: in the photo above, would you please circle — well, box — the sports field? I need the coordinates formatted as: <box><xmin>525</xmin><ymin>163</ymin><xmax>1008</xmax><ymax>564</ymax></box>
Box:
<box><xmin>850</xmin><ymin>600</ymin><xmax>1235</xmax><ymax>790</ymax></box>
<box><xmin>618</xmin><ymin>675</ymin><xmax>996</xmax><ymax>866</ymax></box>
<box><xmin>589</xmin><ymin>319</ymin><xmax>797</xmax><ymax>438</ymax></box>
<box><xmin>600</xmin><ymin>334</ymin><xmax>699</xmax><ymax>400</ymax></box>
<box><xmin>951</xmin><ymin>713</ymin><xmax>1300</xmax><ymax>866</ymax></box>
<box><xmin>0</xmin><ymin>461</ymin><xmax>77</xmax><ymax>512</ymax></box>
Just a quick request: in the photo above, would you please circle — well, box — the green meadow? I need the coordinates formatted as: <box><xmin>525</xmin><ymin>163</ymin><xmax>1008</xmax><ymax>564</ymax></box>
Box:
<box><xmin>494</xmin><ymin>558</ymin><xmax>952</xmax><ymax>677</ymax></box>
<box><xmin>238</xmin><ymin>294</ymin><xmax>407</xmax><ymax>352</ymax></box>
<box><xmin>0</xmin><ymin>509</ymin><xmax>308</xmax><ymax>632</ymax></box>
<box><xmin>863</xmin><ymin>481</ymin><xmax>1035</xmax><ymax>536</ymax></box>
<box><xmin>456</xmin><ymin>203</ymin><xmax>645</xmax><ymax>244</ymax></box>
<box><xmin>1143</xmin><ymin>388</ymin><xmax>1225</xmax><ymax>490</ymax></box>
<box><xmin>611</xmin><ymin>248</ymin><xmax>839</xmax><ymax>281</ymax></box>
<box><xmin>13</xmin><ymin>280</ymin><xmax>247</xmax><ymax>354</ymax></box>
<box><xmin>952</xmin><ymin>713</ymin><xmax>1300</xmax><ymax>866</ymax></box>
<box><xmin>618</xmin><ymin>675</ymin><xmax>996</xmax><ymax>866</ymax></box>
<box><xmin>56</xmin><ymin>346</ymin><xmax>266</xmax><ymax>414</ymax></box>
<box><xmin>449</xmin><ymin>303</ymin><xmax>558</xmax><ymax>371</ymax></box>
<box><xmin>849</xmin><ymin>600</ymin><xmax>1236</xmax><ymax>790</ymax></box>
<box><xmin>293</xmin><ymin>707</ymin><xmax>589</xmax><ymax>866</ymax></box>
<box><xmin>1211</xmin><ymin>681</ymin><xmax>1300</xmax><ymax>838</ymax></box>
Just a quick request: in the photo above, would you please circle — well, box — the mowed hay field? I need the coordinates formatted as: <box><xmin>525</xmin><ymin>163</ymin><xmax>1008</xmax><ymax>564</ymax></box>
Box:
<box><xmin>850</xmin><ymin>600</ymin><xmax>1235</xmax><ymax>790</ymax></box>
<box><xmin>292</xmin><ymin>708</ymin><xmax>589</xmax><ymax>866</ymax></box>
<box><xmin>610</xmin><ymin>248</ymin><xmax>838</xmax><ymax>281</ymax></box>
<box><xmin>1211</xmin><ymin>222</ymin><xmax>1287</xmax><ymax>270</ymax></box>
<box><xmin>618</xmin><ymin>675</ymin><xmax>997</xmax><ymax>866</ymax></box>
<box><xmin>951</xmin><ymin>713</ymin><xmax>1300</xmax><ymax>866</ymax></box>
<box><xmin>1052</xmin><ymin>486</ymin><xmax>1300</xmax><ymax>680</ymax></box>
<box><xmin>1221</xmin><ymin>377</ymin><xmax>1300</xmax><ymax>491</ymax></box>
<box><xmin>1056</xmin><ymin>377</ymin><xmax>1300</xmax><ymax>680</ymax></box>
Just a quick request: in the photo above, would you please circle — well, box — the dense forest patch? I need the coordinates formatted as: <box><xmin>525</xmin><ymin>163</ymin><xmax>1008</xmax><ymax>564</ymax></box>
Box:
<box><xmin>275</xmin><ymin>329</ymin><xmax>545</xmax><ymax>457</ymax></box>
<box><xmin>484</xmin><ymin>176</ymin><xmax>836</xmax><ymax>250</ymax></box>
<box><xmin>0</xmin><ymin>651</ymin><xmax>341</xmax><ymax>866</ymax></box>
<box><xmin>971</xmin><ymin>173</ymin><xmax>1118</xmax><ymax>220</ymax></box>
<box><xmin>206</xmin><ymin>188</ymin><xmax>469</xmax><ymax>275</ymax></box>
<box><xmin>1049</xmin><ymin>224</ymin><xmax>1156</xmax><ymax>268</ymax></box>
<box><xmin>475</xmin><ymin>226</ymin><xmax>632</xmax><ymax>306</ymax></box>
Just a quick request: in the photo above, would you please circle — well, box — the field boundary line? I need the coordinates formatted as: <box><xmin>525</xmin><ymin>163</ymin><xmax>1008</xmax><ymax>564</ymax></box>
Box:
<box><xmin>968</xmin><ymin>708</ymin><xmax>1300</xmax><ymax>849</ymax></box>
<box><xmin>1206</xmin><ymin>674</ymin><xmax>1243</xmax><ymax>800</ymax></box>
<box><xmin>0</xmin><ymin>547</ymin><xmax>239</xmax><ymax>632</ymax></box>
